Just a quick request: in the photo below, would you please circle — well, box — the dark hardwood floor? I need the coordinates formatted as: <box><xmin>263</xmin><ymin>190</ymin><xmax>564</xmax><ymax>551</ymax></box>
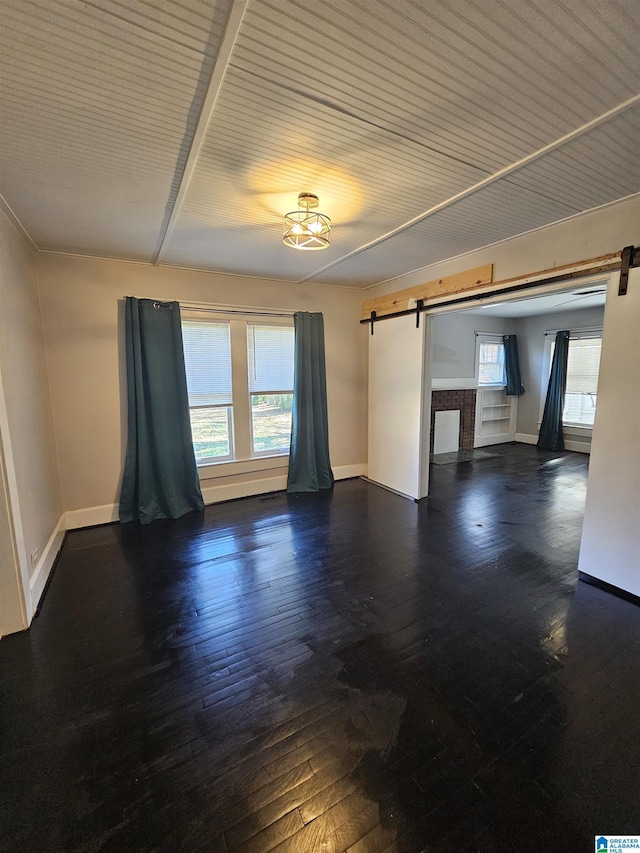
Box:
<box><xmin>1</xmin><ymin>444</ymin><xmax>639</xmax><ymax>852</ymax></box>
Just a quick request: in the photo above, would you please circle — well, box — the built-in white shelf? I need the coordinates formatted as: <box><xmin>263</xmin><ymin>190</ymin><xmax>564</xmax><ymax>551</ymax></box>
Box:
<box><xmin>475</xmin><ymin>387</ymin><xmax>517</xmax><ymax>447</ymax></box>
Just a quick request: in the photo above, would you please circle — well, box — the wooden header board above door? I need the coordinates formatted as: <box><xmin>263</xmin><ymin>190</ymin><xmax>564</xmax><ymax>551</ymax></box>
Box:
<box><xmin>362</xmin><ymin>264</ymin><xmax>493</xmax><ymax>320</ymax></box>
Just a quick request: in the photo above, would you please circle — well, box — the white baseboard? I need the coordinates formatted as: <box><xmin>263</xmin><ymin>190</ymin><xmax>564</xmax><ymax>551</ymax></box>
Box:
<box><xmin>564</xmin><ymin>440</ymin><xmax>590</xmax><ymax>454</ymax></box>
<box><xmin>62</xmin><ymin>464</ymin><xmax>368</xmax><ymax>530</ymax></box>
<box><xmin>65</xmin><ymin>502</ymin><xmax>120</xmax><ymax>529</ymax></box>
<box><xmin>515</xmin><ymin>432</ymin><xmax>590</xmax><ymax>454</ymax></box>
<box><xmin>334</xmin><ymin>463</ymin><xmax>367</xmax><ymax>480</ymax></box>
<box><xmin>515</xmin><ymin>433</ymin><xmax>537</xmax><ymax>445</ymax></box>
<box><xmin>361</xmin><ymin>477</ymin><xmax>415</xmax><ymax>502</ymax></box>
<box><xmin>202</xmin><ymin>463</ymin><xmax>366</xmax><ymax>504</ymax></box>
<box><xmin>474</xmin><ymin>433</ymin><xmax>515</xmax><ymax>448</ymax></box>
<box><xmin>201</xmin><ymin>474</ymin><xmax>287</xmax><ymax>504</ymax></box>
<box><xmin>29</xmin><ymin>514</ymin><xmax>65</xmax><ymax>616</ymax></box>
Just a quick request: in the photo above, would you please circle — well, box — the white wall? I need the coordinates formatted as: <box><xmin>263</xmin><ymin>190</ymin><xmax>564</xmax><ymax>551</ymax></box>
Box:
<box><xmin>431</xmin><ymin>311</ymin><xmax>513</xmax><ymax>382</ymax></box>
<box><xmin>0</xmin><ymin>211</ymin><xmax>63</xmax><ymax>633</ymax></box>
<box><xmin>578</xmin><ymin>269</ymin><xmax>640</xmax><ymax>597</ymax></box>
<box><xmin>515</xmin><ymin>305</ymin><xmax>605</xmax><ymax>450</ymax></box>
<box><xmin>36</xmin><ymin>254</ymin><xmax>368</xmax><ymax>522</ymax></box>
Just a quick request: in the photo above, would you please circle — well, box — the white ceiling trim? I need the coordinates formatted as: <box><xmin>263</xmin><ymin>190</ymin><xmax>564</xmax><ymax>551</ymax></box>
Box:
<box><xmin>299</xmin><ymin>92</ymin><xmax>640</xmax><ymax>285</ymax></box>
<box><xmin>153</xmin><ymin>0</ymin><xmax>249</xmax><ymax>264</ymax></box>
<box><xmin>0</xmin><ymin>193</ymin><xmax>39</xmax><ymax>251</ymax></box>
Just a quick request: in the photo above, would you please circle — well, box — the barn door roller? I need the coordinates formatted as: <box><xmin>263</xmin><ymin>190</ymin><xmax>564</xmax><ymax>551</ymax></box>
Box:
<box><xmin>618</xmin><ymin>245</ymin><xmax>637</xmax><ymax>296</ymax></box>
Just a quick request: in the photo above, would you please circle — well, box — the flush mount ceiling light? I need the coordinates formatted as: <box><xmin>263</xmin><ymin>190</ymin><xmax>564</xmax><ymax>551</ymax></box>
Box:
<box><xmin>283</xmin><ymin>193</ymin><xmax>331</xmax><ymax>250</ymax></box>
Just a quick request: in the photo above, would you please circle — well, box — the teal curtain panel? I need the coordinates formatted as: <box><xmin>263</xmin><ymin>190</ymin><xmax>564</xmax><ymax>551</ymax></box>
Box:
<box><xmin>119</xmin><ymin>297</ymin><xmax>204</xmax><ymax>524</ymax></box>
<box><xmin>503</xmin><ymin>334</ymin><xmax>525</xmax><ymax>396</ymax></box>
<box><xmin>287</xmin><ymin>312</ymin><xmax>334</xmax><ymax>493</ymax></box>
<box><xmin>537</xmin><ymin>330</ymin><xmax>569</xmax><ymax>451</ymax></box>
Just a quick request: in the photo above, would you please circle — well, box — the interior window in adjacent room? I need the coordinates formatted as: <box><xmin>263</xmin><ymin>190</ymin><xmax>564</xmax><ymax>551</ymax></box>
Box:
<box><xmin>540</xmin><ymin>330</ymin><xmax>603</xmax><ymax>429</ymax></box>
<box><xmin>563</xmin><ymin>334</ymin><xmax>602</xmax><ymax>427</ymax></box>
<box><xmin>477</xmin><ymin>337</ymin><xmax>506</xmax><ymax>386</ymax></box>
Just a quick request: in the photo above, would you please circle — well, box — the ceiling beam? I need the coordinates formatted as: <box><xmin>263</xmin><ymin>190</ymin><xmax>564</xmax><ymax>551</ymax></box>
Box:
<box><xmin>153</xmin><ymin>0</ymin><xmax>249</xmax><ymax>265</ymax></box>
<box><xmin>300</xmin><ymin>92</ymin><xmax>640</xmax><ymax>285</ymax></box>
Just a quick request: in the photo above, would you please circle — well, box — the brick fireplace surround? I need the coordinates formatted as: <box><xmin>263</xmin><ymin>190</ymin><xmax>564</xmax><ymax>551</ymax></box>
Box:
<box><xmin>430</xmin><ymin>389</ymin><xmax>476</xmax><ymax>453</ymax></box>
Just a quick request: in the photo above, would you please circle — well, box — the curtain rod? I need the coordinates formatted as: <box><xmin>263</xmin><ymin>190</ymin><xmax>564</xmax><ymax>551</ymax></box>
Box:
<box><xmin>123</xmin><ymin>297</ymin><xmax>296</xmax><ymax>318</ymax></box>
<box><xmin>474</xmin><ymin>331</ymin><xmax>505</xmax><ymax>337</ymax></box>
<box><xmin>544</xmin><ymin>326</ymin><xmax>602</xmax><ymax>336</ymax></box>
<box><xmin>181</xmin><ymin>306</ymin><xmax>295</xmax><ymax>318</ymax></box>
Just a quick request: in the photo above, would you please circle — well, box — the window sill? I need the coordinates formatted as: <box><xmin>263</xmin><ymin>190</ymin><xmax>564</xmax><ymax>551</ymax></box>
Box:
<box><xmin>536</xmin><ymin>422</ymin><xmax>593</xmax><ymax>435</ymax></box>
<box><xmin>198</xmin><ymin>453</ymin><xmax>289</xmax><ymax>481</ymax></box>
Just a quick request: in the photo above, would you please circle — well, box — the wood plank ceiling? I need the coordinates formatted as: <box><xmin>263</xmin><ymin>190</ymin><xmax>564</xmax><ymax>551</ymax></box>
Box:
<box><xmin>1</xmin><ymin>0</ymin><xmax>638</xmax><ymax>288</ymax></box>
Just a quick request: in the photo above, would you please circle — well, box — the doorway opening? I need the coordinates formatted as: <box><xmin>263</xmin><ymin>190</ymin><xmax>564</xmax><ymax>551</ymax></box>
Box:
<box><xmin>428</xmin><ymin>274</ymin><xmax>608</xmax><ymax>466</ymax></box>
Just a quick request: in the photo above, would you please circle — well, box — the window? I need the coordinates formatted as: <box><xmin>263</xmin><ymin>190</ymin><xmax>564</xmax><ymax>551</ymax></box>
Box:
<box><xmin>247</xmin><ymin>324</ymin><xmax>294</xmax><ymax>454</ymax></box>
<box><xmin>182</xmin><ymin>320</ymin><xmax>233</xmax><ymax>463</ymax></box>
<box><xmin>541</xmin><ymin>331</ymin><xmax>602</xmax><ymax>429</ymax></box>
<box><xmin>563</xmin><ymin>336</ymin><xmax>602</xmax><ymax>427</ymax></box>
<box><xmin>477</xmin><ymin>338</ymin><xmax>506</xmax><ymax>386</ymax></box>
<box><xmin>182</xmin><ymin>314</ymin><xmax>294</xmax><ymax>466</ymax></box>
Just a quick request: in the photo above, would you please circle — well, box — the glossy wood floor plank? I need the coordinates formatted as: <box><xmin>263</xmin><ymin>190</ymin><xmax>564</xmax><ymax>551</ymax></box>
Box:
<box><xmin>1</xmin><ymin>444</ymin><xmax>639</xmax><ymax>852</ymax></box>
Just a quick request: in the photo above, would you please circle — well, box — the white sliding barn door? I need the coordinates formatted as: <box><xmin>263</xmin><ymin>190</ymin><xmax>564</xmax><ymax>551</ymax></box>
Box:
<box><xmin>578</xmin><ymin>268</ymin><xmax>640</xmax><ymax>597</ymax></box>
<box><xmin>368</xmin><ymin>314</ymin><xmax>431</xmax><ymax>500</ymax></box>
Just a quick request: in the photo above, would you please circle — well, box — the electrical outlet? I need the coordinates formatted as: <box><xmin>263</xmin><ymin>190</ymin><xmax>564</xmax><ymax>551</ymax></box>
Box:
<box><xmin>30</xmin><ymin>548</ymin><xmax>39</xmax><ymax>569</ymax></box>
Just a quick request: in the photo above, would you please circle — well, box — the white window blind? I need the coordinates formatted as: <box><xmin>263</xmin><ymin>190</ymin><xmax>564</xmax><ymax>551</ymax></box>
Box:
<box><xmin>247</xmin><ymin>324</ymin><xmax>294</xmax><ymax>392</ymax></box>
<box><xmin>566</xmin><ymin>338</ymin><xmax>602</xmax><ymax>395</ymax></box>
<box><xmin>562</xmin><ymin>336</ymin><xmax>602</xmax><ymax>426</ymax></box>
<box><xmin>182</xmin><ymin>320</ymin><xmax>232</xmax><ymax>406</ymax></box>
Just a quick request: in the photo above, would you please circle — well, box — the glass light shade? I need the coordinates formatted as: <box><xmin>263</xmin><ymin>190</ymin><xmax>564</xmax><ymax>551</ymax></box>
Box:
<box><xmin>283</xmin><ymin>194</ymin><xmax>331</xmax><ymax>250</ymax></box>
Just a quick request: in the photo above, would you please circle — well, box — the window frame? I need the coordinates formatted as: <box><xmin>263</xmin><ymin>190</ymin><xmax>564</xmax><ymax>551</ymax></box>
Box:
<box><xmin>249</xmin><ymin>391</ymin><xmax>294</xmax><ymax>457</ymax></box>
<box><xmin>182</xmin><ymin>317</ymin><xmax>235</xmax><ymax>466</ymax></box>
<box><xmin>181</xmin><ymin>311</ymin><xmax>294</xmax><ymax>473</ymax></box>
<box><xmin>539</xmin><ymin>328</ymin><xmax>603</xmax><ymax>431</ymax></box>
<box><xmin>188</xmin><ymin>403</ymin><xmax>235</xmax><ymax>465</ymax></box>
<box><xmin>475</xmin><ymin>334</ymin><xmax>507</xmax><ymax>388</ymax></box>
<box><xmin>246</xmin><ymin>321</ymin><xmax>295</xmax><ymax>458</ymax></box>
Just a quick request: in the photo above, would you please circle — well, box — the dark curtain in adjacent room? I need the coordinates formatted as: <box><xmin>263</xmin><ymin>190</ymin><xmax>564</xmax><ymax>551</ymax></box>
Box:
<box><xmin>287</xmin><ymin>312</ymin><xmax>334</xmax><ymax>493</ymax></box>
<box><xmin>537</xmin><ymin>330</ymin><xmax>570</xmax><ymax>452</ymax></box>
<box><xmin>119</xmin><ymin>297</ymin><xmax>204</xmax><ymax>524</ymax></box>
<box><xmin>503</xmin><ymin>334</ymin><xmax>525</xmax><ymax>396</ymax></box>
